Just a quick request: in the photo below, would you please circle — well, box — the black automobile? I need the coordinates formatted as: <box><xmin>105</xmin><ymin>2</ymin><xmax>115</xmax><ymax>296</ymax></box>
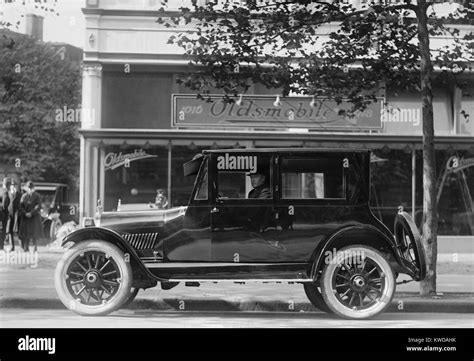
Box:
<box><xmin>34</xmin><ymin>183</ymin><xmax>79</xmax><ymax>241</ymax></box>
<box><xmin>54</xmin><ymin>149</ymin><xmax>426</xmax><ymax>319</ymax></box>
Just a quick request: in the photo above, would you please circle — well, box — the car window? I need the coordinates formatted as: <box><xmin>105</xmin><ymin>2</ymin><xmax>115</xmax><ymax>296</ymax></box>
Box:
<box><xmin>216</xmin><ymin>153</ymin><xmax>272</xmax><ymax>200</ymax></box>
<box><xmin>281</xmin><ymin>157</ymin><xmax>345</xmax><ymax>199</ymax></box>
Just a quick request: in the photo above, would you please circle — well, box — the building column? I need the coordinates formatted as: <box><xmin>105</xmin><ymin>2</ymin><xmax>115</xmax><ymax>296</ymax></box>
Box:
<box><xmin>80</xmin><ymin>139</ymin><xmax>100</xmax><ymax>219</ymax></box>
<box><xmin>79</xmin><ymin>136</ymin><xmax>86</xmax><ymax>221</ymax></box>
<box><xmin>79</xmin><ymin>64</ymin><xmax>102</xmax><ymax>220</ymax></box>
<box><xmin>81</xmin><ymin>64</ymin><xmax>102</xmax><ymax>130</ymax></box>
<box><xmin>412</xmin><ymin>147</ymin><xmax>416</xmax><ymax>219</ymax></box>
<box><xmin>99</xmin><ymin>146</ymin><xmax>105</xmax><ymax>210</ymax></box>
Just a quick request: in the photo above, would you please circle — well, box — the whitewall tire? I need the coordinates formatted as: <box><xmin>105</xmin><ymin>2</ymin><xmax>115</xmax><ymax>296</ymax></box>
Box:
<box><xmin>320</xmin><ymin>245</ymin><xmax>395</xmax><ymax>319</ymax></box>
<box><xmin>54</xmin><ymin>240</ymin><xmax>133</xmax><ymax>316</ymax></box>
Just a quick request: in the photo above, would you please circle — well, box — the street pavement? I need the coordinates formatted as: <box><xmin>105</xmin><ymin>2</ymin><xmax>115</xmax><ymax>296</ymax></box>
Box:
<box><xmin>1</xmin><ymin>308</ymin><xmax>473</xmax><ymax>328</ymax></box>
<box><xmin>0</xmin><ymin>245</ymin><xmax>473</xmax><ymax>318</ymax></box>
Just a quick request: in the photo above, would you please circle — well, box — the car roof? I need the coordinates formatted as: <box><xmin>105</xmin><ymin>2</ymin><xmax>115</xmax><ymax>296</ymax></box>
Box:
<box><xmin>203</xmin><ymin>148</ymin><xmax>371</xmax><ymax>154</ymax></box>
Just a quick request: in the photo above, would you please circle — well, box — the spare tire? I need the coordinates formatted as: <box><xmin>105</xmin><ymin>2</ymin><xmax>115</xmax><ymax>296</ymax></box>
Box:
<box><xmin>394</xmin><ymin>211</ymin><xmax>427</xmax><ymax>281</ymax></box>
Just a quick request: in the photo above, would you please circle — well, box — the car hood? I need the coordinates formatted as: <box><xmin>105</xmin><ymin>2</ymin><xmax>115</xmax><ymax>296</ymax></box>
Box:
<box><xmin>97</xmin><ymin>206</ymin><xmax>187</xmax><ymax>234</ymax></box>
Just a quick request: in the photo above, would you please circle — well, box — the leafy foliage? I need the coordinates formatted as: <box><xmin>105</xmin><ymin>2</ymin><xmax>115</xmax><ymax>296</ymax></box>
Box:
<box><xmin>0</xmin><ymin>0</ymin><xmax>59</xmax><ymax>30</ymax></box>
<box><xmin>158</xmin><ymin>0</ymin><xmax>472</xmax><ymax>113</ymax></box>
<box><xmin>0</xmin><ymin>31</ymin><xmax>81</xmax><ymax>188</ymax></box>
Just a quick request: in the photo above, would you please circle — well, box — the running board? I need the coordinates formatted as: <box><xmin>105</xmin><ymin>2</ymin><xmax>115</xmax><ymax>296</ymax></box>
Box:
<box><xmin>145</xmin><ymin>262</ymin><xmax>312</xmax><ymax>282</ymax></box>
<box><xmin>173</xmin><ymin>279</ymin><xmax>313</xmax><ymax>283</ymax></box>
<box><xmin>144</xmin><ymin>262</ymin><xmax>307</xmax><ymax>268</ymax></box>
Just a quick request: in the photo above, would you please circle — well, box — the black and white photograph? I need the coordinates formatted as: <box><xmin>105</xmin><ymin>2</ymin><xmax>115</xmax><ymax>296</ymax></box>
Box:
<box><xmin>0</xmin><ymin>0</ymin><xmax>473</xmax><ymax>357</ymax></box>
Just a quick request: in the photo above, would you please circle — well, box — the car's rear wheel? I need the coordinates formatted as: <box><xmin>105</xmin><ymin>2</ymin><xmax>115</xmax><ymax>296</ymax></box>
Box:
<box><xmin>320</xmin><ymin>245</ymin><xmax>395</xmax><ymax>319</ymax></box>
<box><xmin>54</xmin><ymin>240</ymin><xmax>132</xmax><ymax>316</ymax></box>
<box><xmin>303</xmin><ymin>283</ymin><xmax>332</xmax><ymax>313</ymax></box>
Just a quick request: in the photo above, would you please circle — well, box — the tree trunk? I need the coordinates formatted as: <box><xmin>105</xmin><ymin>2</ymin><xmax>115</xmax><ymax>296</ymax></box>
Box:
<box><xmin>416</xmin><ymin>1</ymin><xmax>438</xmax><ymax>296</ymax></box>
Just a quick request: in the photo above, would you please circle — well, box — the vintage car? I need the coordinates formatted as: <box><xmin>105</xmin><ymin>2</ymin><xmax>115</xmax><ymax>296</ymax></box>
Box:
<box><xmin>54</xmin><ymin>148</ymin><xmax>426</xmax><ymax>319</ymax></box>
<box><xmin>35</xmin><ymin>183</ymin><xmax>79</xmax><ymax>242</ymax></box>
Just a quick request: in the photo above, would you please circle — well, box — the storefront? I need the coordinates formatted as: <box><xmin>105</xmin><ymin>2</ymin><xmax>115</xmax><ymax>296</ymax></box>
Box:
<box><xmin>80</xmin><ymin>0</ymin><xmax>474</xmax><ymax>235</ymax></box>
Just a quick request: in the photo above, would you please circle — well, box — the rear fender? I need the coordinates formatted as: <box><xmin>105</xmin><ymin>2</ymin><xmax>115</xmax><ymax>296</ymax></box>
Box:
<box><xmin>311</xmin><ymin>225</ymin><xmax>409</xmax><ymax>281</ymax></box>
<box><xmin>61</xmin><ymin>227</ymin><xmax>163</xmax><ymax>283</ymax></box>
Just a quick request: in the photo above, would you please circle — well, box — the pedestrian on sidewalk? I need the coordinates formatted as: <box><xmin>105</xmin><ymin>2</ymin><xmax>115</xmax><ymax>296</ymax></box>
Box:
<box><xmin>5</xmin><ymin>179</ymin><xmax>21</xmax><ymax>251</ymax></box>
<box><xmin>19</xmin><ymin>181</ymin><xmax>43</xmax><ymax>252</ymax></box>
<box><xmin>0</xmin><ymin>177</ymin><xmax>11</xmax><ymax>251</ymax></box>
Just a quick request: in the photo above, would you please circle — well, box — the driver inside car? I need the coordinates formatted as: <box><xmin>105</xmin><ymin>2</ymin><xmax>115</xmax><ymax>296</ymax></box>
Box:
<box><xmin>247</xmin><ymin>172</ymin><xmax>271</xmax><ymax>199</ymax></box>
<box><xmin>246</xmin><ymin>171</ymin><xmax>273</xmax><ymax>232</ymax></box>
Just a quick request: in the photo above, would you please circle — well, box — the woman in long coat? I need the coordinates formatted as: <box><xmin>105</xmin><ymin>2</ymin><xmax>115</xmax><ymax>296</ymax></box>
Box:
<box><xmin>5</xmin><ymin>180</ymin><xmax>22</xmax><ymax>251</ymax></box>
<box><xmin>19</xmin><ymin>181</ymin><xmax>43</xmax><ymax>252</ymax></box>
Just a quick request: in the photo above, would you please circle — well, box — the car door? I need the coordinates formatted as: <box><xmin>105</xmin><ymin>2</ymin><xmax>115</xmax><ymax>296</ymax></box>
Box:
<box><xmin>210</xmin><ymin>152</ymin><xmax>278</xmax><ymax>263</ymax></box>
<box><xmin>271</xmin><ymin>153</ymin><xmax>349</xmax><ymax>262</ymax></box>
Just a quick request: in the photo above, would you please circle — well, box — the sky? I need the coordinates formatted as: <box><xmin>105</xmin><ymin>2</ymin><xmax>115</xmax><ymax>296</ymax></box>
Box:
<box><xmin>1</xmin><ymin>0</ymin><xmax>85</xmax><ymax>48</ymax></box>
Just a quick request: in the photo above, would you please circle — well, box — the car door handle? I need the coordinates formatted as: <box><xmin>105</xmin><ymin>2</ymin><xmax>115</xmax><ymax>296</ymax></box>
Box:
<box><xmin>211</xmin><ymin>207</ymin><xmax>220</xmax><ymax>214</ymax></box>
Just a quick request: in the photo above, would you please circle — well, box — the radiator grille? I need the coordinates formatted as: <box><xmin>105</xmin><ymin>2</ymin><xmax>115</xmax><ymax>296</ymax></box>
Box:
<box><xmin>121</xmin><ymin>233</ymin><xmax>159</xmax><ymax>250</ymax></box>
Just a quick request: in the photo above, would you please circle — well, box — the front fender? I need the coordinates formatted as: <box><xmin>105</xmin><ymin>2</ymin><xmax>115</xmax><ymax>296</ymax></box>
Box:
<box><xmin>311</xmin><ymin>224</ymin><xmax>411</xmax><ymax>280</ymax></box>
<box><xmin>62</xmin><ymin>227</ymin><xmax>164</xmax><ymax>282</ymax></box>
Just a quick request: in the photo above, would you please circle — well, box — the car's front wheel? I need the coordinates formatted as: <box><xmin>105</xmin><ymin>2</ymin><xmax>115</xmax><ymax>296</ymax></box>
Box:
<box><xmin>320</xmin><ymin>245</ymin><xmax>395</xmax><ymax>319</ymax></box>
<box><xmin>50</xmin><ymin>218</ymin><xmax>62</xmax><ymax>242</ymax></box>
<box><xmin>54</xmin><ymin>240</ymin><xmax>133</xmax><ymax>316</ymax></box>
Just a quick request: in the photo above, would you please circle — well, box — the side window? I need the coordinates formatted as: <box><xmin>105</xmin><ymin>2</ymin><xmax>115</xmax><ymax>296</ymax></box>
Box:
<box><xmin>216</xmin><ymin>153</ymin><xmax>272</xmax><ymax>200</ymax></box>
<box><xmin>281</xmin><ymin>157</ymin><xmax>345</xmax><ymax>199</ymax></box>
<box><xmin>195</xmin><ymin>159</ymin><xmax>208</xmax><ymax>200</ymax></box>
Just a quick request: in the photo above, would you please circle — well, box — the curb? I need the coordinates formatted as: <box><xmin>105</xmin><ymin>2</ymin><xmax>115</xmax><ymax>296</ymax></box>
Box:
<box><xmin>2</xmin><ymin>296</ymin><xmax>474</xmax><ymax>313</ymax></box>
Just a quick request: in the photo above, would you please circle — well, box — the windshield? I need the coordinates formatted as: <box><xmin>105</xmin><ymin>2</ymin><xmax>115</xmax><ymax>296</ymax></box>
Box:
<box><xmin>35</xmin><ymin>190</ymin><xmax>56</xmax><ymax>212</ymax></box>
<box><xmin>194</xmin><ymin>158</ymin><xmax>208</xmax><ymax>201</ymax></box>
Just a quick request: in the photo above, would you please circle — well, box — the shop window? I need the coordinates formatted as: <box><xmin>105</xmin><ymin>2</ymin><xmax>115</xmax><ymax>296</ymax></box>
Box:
<box><xmin>103</xmin><ymin>145</ymin><xmax>168</xmax><ymax>211</ymax></box>
<box><xmin>432</xmin><ymin>149</ymin><xmax>474</xmax><ymax>235</ymax></box>
<box><xmin>281</xmin><ymin>158</ymin><xmax>344</xmax><ymax>199</ymax></box>
<box><xmin>413</xmin><ymin>149</ymin><xmax>474</xmax><ymax>235</ymax></box>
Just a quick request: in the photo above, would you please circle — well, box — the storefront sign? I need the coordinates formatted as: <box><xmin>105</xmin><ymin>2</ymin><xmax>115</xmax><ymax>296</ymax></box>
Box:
<box><xmin>104</xmin><ymin>149</ymin><xmax>157</xmax><ymax>171</ymax></box>
<box><xmin>446</xmin><ymin>156</ymin><xmax>474</xmax><ymax>172</ymax></box>
<box><xmin>172</xmin><ymin>94</ymin><xmax>383</xmax><ymax>130</ymax></box>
